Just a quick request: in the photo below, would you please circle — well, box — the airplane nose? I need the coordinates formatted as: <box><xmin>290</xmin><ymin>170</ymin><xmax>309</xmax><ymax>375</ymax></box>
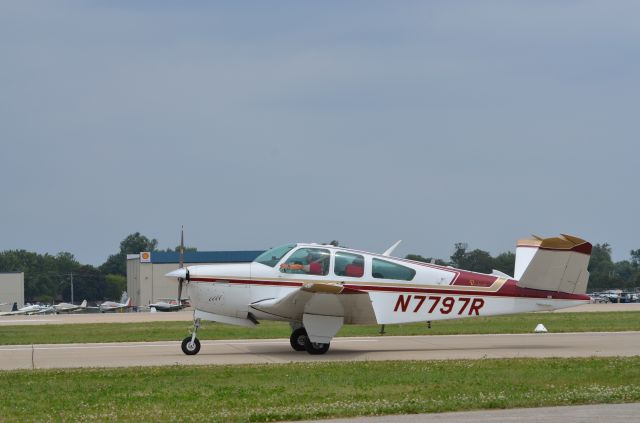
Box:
<box><xmin>166</xmin><ymin>268</ymin><xmax>188</xmax><ymax>279</ymax></box>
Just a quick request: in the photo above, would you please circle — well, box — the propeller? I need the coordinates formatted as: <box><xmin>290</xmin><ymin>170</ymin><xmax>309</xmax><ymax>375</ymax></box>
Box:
<box><xmin>177</xmin><ymin>225</ymin><xmax>186</xmax><ymax>308</ymax></box>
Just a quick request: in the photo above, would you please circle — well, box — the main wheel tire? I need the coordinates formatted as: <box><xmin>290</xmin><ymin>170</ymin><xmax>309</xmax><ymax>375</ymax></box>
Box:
<box><xmin>290</xmin><ymin>327</ymin><xmax>308</xmax><ymax>352</ymax></box>
<box><xmin>181</xmin><ymin>336</ymin><xmax>201</xmax><ymax>355</ymax></box>
<box><xmin>304</xmin><ymin>337</ymin><xmax>330</xmax><ymax>355</ymax></box>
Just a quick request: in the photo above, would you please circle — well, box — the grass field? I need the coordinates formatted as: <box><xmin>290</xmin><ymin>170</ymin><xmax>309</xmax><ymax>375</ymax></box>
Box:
<box><xmin>0</xmin><ymin>311</ymin><xmax>638</xmax><ymax>345</ymax></box>
<box><xmin>1</xmin><ymin>357</ymin><xmax>639</xmax><ymax>422</ymax></box>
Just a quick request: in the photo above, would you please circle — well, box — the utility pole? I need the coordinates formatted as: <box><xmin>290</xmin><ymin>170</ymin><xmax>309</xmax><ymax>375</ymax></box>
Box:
<box><xmin>70</xmin><ymin>273</ymin><xmax>74</xmax><ymax>304</ymax></box>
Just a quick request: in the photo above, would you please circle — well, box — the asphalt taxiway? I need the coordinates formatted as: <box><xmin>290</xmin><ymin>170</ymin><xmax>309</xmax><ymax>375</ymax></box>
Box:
<box><xmin>2</xmin><ymin>331</ymin><xmax>639</xmax><ymax>370</ymax></box>
<box><xmin>292</xmin><ymin>403</ymin><xmax>640</xmax><ymax>423</ymax></box>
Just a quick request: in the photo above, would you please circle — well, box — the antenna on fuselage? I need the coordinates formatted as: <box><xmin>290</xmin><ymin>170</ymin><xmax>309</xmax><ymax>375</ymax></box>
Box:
<box><xmin>382</xmin><ymin>240</ymin><xmax>402</xmax><ymax>257</ymax></box>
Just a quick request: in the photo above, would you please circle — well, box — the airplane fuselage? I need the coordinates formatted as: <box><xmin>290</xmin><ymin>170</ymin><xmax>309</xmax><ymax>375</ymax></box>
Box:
<box><xmin>184</xmin><ymin>245</ymin><xmax>590</xmax><ymax>326</ymax></box>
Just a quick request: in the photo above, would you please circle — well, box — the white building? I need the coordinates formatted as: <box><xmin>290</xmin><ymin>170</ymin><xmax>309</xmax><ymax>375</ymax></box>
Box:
<box><xmin>126</xmin><ymin>250</ymin><xmax>263</xmax><ymax>307</ymax></box>
<box><xmin>0</xmin><ymin>272</ymin><xmax>24</xmax><ymax>311</ymax></box>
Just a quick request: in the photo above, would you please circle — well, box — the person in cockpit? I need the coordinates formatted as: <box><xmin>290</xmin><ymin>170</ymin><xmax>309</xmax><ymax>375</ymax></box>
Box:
<box><xmin>280</xmin><ymin>250</ymin><xmax>328</xmax><ymax>275</ymax></box>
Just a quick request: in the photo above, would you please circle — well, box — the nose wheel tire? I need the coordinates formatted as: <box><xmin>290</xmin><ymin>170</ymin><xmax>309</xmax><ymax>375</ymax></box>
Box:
<box><xmin>304</xmin><ymin>337</ymin><xmax>330</xmax><ymax>355</ymax></box>
<box><xmin>290</xmin><ymin>327</ymin><xmax>308</xmax><ymax>351</ymax></box>
<box><xmin>181</xmin><ymin>336</ymin><xmax>201</xmax><ymax>355</ymax></box>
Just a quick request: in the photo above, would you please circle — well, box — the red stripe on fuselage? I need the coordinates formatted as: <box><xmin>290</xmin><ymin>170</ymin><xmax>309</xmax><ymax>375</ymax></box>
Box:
<box><xmin>188</xmin><ymin>277</ymin><xmax>589</xmax><ymax>301</ymax></box>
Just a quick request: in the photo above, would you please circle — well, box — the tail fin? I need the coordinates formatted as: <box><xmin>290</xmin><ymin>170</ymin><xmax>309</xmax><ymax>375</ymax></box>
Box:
<box><xmin>80</xmin><ymin>299</ymin><xmax>87</xmax><ymax>308</ymax></box>
<box><xmin>515</xmin><ymin>234</ymin><xmax>592</xmax><ymax>295</ymax></box>
<box><xmin>11</xmin><ymin>302</ymin><xmax>17</xmax><ymax>312</ymax></box>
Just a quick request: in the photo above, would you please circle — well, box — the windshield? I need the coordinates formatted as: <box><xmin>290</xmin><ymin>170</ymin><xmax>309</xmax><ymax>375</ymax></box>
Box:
<box><xmin>253</xmin><ymin>244</ymin><xmax>296</xmax><ymax>267</ymax></box>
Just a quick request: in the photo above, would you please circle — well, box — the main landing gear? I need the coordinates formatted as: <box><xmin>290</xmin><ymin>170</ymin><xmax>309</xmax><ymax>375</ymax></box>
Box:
<box><xmin>181</xmin><ymin>317</ymin><xmax>201</xmax><ymax>355</ymax></box>
<box><xmin>289</xmin><ymin>327</ymin><xmax>330</xmax><ymax>355</ymax></box>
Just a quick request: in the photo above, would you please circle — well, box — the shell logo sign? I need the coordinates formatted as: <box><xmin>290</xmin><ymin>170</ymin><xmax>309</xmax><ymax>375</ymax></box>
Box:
<box><xmin>140</xmin><ymin>252</ymin><xmax>151</xmax><ymax>263</ymax></box>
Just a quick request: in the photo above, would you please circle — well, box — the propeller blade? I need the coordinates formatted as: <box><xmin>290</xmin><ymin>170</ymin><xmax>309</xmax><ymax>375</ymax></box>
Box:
<box><xmin>179</xmin><ymin>225</ymin><xmax>185</xmax><ymax>269</ymax></box>
<box><xmin>178</xmin><ymin>226</ymin><xmax>186</xmax><ymax>306</ymax></box>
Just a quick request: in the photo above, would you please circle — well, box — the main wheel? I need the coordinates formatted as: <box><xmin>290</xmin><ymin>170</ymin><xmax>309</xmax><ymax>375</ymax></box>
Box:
<box><xmin>290</xmin><ymin>327</ymin><xmax>308</xmax><ymax>351</ymax></box>
<box><xmin>181</xmin><ymin>336</ymin><xmax>201</xmax><ymax>355</ymax></box>
<box><xmin>304</xmin><ymin>337</ymin><xmax>330</xmax><ymax>355</ymax></box>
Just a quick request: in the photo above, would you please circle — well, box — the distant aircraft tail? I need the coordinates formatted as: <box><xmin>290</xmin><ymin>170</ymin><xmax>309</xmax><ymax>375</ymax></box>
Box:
<box><xmin>80</xmin><ymin>299</ymin><xmax>87</xmax><ymax>308</ymax></box>
<box><xmin>11</xmin><ymin>302</ymin><xmax>18</xmax><ymax>312</ymax></box>
<box><xmin>515</xmin><ymin>234</ymin><xmax>592</xmax><ymax>295</ymax></box>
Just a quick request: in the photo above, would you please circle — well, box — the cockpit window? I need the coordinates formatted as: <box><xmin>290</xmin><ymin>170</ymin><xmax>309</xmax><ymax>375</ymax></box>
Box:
<box><xmin>372</xmin><ymin>258</ymin><xmax>416</xmax><ymax>281</ymax></box>
<box><xmin>280</xmin><ymin>248</ymin><xmax>331</xmax><ymax>276</ymax></box>
<box><xmin>253</xmin><ymin>244</ymin><xmax>296</xmax><ymax>267</ymax></box>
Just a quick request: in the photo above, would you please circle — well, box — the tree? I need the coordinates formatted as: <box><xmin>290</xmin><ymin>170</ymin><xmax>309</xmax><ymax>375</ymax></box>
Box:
<box><xmin>450</xmin><ymin>242</ymin><xmax>468</xmax><ymax>269</ymax></box>
<box><xmin>587</xmin><ymin>243</ymin><xmax>616</xmax><ymax>290</ymax></box>
<box><xmin>405</xmin><ymin>254</ymin><xmax>448</xmax><ymax>266</ymax></box>
<box><xmin>493</xmin><ymin>252</ymin><xmax>516</xmax><ymax>276</ymax></box>
<box><xmin>630</xmin><ymin>249</ymin><xmax>640</xmax><ymax>269</ymax></box>
<box><xmin>449</xmin><ymin>243</ymin><xmax>494</xmax><ymax>273</ymax></box>
<box><xmin>163</xmin><ymin>246</ymin><xmax>198</xmax><ymax>253</ymax></box>
<box><xmin>0</xmin><ymin>250</ymin><xmax>83</xmax><ymax>302</ymax></box>
<box><xmin>105</xmin><ymin>274</ymin><xmax>127</xmax><ymax>301</ymax></box>
<box><xmin>100</xmin><ymin>232</ymin><xmax>158</xmax><ymax>276</ymax></box>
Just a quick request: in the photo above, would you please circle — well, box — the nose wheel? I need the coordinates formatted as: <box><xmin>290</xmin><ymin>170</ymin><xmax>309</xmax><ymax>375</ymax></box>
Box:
<box><xmin>181</xmin><ymin>317</ymin><xmax>201</xmax><ymax>355</ymax></box>
<box><xmin>181</xmin><ymin>336</ymin><xmax>200</xmax><ymax>355</ymax></box>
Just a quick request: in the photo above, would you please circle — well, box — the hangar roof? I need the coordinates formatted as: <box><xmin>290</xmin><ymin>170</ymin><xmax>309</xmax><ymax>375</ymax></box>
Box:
<box><xmin>132</xmin><ymin>250</ymin><xmax>264</xmax><ymax>264</ymax></box>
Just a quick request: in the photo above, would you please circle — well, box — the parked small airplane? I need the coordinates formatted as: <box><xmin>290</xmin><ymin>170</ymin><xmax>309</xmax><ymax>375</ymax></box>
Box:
<box><xmin>148</xmin><ymin>298</ymin><xmax>186</xmax><ymax>312</ymax></box>
<box><xmin>167</xmin><ymin>233</ymin><xmax>592</xmax><ymax>356</ymax></box>
<box><xmin>0</xmin><ymin>303</ymin><xmax>49</xmax><ymax>316</ymax></box>
<box><xmin>53</xmin><ymin>299</ymin><xmax>88</xmax><ymax>313</ymax></box>
<box><xmin>98</xmin><ymin>295</ymin><xmax>132</xmax><ymax>313</ymax></box>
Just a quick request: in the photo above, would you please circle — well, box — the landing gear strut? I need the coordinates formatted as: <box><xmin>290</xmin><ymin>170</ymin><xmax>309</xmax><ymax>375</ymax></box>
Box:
<box><xmin>181</xmin><ymin>317</ymin><xmax>201</xmax><ymax>355</ymax></box>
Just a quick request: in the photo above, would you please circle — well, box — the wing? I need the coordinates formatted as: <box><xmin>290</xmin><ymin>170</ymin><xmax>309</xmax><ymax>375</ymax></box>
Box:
<box><xmin>249</xmin><ymin>282</ymin><xmax>364</xmax><ymax>321</ymax></box>
<box><xmin>249</xmin><ymin>282</ymin><xmax>366</xmax><ymax>344</ymax></box>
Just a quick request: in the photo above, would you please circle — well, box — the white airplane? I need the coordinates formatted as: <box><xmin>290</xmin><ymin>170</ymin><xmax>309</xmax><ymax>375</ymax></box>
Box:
<box><xmin>99</xmin><ymin>296</ymin><xmax>132</xmax><ymax>313</ymax></box>
<box><xmin>148</xmin><ymin>298</ymin><xmax>186</xmax><ymax>312</ymax></box>
<box><xmin>53</xmin><ymin>299</ymin><xmax>88</xmax><ymax>313</ymax></box>
<box><xmin>0</xmin><ymin>303</ymin><xmax>48</xmax><ymax>316</ymax></box>
<box><xmin>167</xmin><ymin>233</ymin><xmax>592</xmax><ymax>356</ymax></box>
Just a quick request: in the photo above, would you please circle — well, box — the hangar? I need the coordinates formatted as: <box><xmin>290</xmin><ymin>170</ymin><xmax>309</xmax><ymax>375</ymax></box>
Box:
<box><xmin>0</xmin><ymin>272</ymin><xmax>24</xmax><ymax>311</ymax></box>
<box><xmin>126</xmin><ymin>250</ymin><xmax>263</xmax><ymax>307</ymax></box>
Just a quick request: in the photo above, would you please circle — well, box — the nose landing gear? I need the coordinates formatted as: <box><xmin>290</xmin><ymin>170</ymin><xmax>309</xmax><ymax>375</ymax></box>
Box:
<box><xmin>181</xmin><ymin>317</ymin><xmax>201</xmax><ymax>355</ymax></box>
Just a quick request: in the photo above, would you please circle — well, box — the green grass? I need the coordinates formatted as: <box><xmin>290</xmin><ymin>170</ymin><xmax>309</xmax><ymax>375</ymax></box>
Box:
<box><xmin>1</xmin><ymin>357</ymin><xmax>639</xmax><ymax>422</ymax></box>
<box><xmin>0</xmin><ymin>311</ymin><xmax>639</xmax><ymax>345</ymax></box>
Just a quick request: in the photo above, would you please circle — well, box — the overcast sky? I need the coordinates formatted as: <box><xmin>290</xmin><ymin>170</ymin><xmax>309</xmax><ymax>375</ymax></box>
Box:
<box><xmin>1</xmin><ymin>1</ymin><xmax>638</xmax><ymax>265</ymax></box>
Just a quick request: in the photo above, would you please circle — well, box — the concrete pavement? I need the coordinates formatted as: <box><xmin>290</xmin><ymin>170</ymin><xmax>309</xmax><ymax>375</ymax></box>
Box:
<box><xmin>291</xmin><ymin>403</ymin><xmax>640</xmax><ymax>423</ymax></box>
<box><xmin>2</xmin><ymin>331</ymin><xmax>639</xmax><ymax>370</ymax></box>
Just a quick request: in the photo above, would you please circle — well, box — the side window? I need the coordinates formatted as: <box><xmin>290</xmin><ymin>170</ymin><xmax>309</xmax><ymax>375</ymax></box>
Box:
<box><xmin>280</xmin><ymin>248</ymin><xmax>331</xmax><ymax>276</ymax></box>
<box><xmin>372</xmin><ymin>258</ymin><xmax>416</xmax><ymax>281</ymax></box>
<box><xmin>334</xmin><ymin>252</ymin><xmax>365</xmax><ymax>278</ymax></box>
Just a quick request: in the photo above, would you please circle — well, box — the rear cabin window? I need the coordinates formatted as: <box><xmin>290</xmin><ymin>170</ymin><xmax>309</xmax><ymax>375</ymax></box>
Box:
<box><xmin>334</xmin><ymin>252</ymin><xmax>365</xmax><ymax>278</ymax></box>
<box><xmin>372</xmin><ymin>258</ymin><xmax>416</xmax><ymax>281</ymax></box>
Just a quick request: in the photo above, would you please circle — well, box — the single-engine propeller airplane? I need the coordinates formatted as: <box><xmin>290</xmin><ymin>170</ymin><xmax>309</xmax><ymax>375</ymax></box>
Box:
<box><xmin>167</xmin><ymin>231</ymin><xmax>592</xmax><ymax>356</ymax></box>
<box><xmin>53</xmin><ymin>299</ymin><xmax>88</xmax><ymax>313</ymax></box>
